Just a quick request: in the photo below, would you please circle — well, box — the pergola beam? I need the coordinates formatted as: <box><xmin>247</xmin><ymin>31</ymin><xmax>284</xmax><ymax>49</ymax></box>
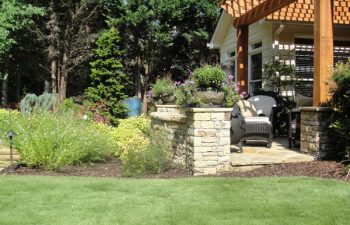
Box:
<box><xmin>233</xmin><ymin>0</ymin><xmax>297</xmax><ymax>27</ymax></box>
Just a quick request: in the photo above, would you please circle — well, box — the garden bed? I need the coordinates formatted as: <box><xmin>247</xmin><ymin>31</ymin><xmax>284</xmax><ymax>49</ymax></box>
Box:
<box><xmin>1</xmin><ymin>158</ymin><xmax>348</xmax><ymax>181</ymax></box>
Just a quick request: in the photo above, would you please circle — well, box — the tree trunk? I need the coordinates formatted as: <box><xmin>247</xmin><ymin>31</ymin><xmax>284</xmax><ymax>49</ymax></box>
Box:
<box><xmin>51</xmin><ymin>59</ymin><xmax>58</xmax><ymax>94</ymax></box>
<box><xmin>48</xmin><ymin>0</ymin><xmax>59</xmax><ymax>95</ymax></box>
<box><xmin>58</xmin><ymin>0</ymin><xmax>73</xmax><ymax>101</ymax></box>
<box><xmin>1</xmin><ymin>65</ymin><xmax>9</xmax><ymax>106</ymax></box>
<box><xmin>135</xmin><ymin>54</ymin><xmax>142</xmax><ymax>98</ymax></box>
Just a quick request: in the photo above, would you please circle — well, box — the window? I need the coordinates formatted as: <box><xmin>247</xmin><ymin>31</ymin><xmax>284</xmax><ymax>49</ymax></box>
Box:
<box><xmin>249</xmin><ymin>42</ymin><xmax>263</xmax><ymax>93</ymax></box>
<box><xmin>223</xmin><ymin>51</ymin><xmax>236</xmax><ymax>82</ymax></box>
<box><xmin>295</xmin><ymin>39</ymin><xmax>350</xmax><ymax>80</ymax></box>
<box><xmin>250</xmin><ymin>52</ymin><xmax>262</xmax><ymax>92</ymax></box>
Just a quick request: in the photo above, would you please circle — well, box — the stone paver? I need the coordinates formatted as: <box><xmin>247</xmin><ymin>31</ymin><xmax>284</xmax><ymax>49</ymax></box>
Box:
<box><xmin>230</xmin><ymin>138</ymin><xmax>315</xmax><ymax>167</ymax></box>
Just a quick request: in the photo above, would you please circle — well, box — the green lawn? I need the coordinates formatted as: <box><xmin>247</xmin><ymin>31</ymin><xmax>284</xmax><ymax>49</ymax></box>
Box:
<box><xmin>0</xmin><ymin>176</ymin><xmax>349</xmax><ymax>225</ymax></box>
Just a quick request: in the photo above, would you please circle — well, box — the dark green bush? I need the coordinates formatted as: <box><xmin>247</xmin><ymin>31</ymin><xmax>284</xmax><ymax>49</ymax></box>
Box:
<box><xmin>85</xmin><ymin>27</ymin><xmax>131</xmax><ymax>121</ymax></box>
<box><xmin>329</xmin><ymin>61</ymin><xmax>350</xmax><ymax>163</ymax></box>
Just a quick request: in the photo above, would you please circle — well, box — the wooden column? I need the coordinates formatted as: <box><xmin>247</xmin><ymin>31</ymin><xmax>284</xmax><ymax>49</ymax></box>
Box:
<box><xmin>313</xmin><ymin>0</ymin><xmax>333</xmax><ymax>106</ymax></box>
<box><xmin>236</xmin><ymin>25</ymin><xmax>249</xmax><ymax>94</ymax></box>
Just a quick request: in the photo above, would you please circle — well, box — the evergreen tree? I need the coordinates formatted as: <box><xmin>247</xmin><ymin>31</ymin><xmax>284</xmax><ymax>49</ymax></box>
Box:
<box><xmin>85</xmin><ymin>27</ymin><xmax>131</xmax><ymax>121</ymax></box>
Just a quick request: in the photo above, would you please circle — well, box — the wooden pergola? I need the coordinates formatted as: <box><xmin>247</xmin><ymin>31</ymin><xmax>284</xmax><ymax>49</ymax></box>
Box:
<box><xmin>219</xmin><ymin>0</ymin><xmax>350</xmax><ymax>106</ymax></box>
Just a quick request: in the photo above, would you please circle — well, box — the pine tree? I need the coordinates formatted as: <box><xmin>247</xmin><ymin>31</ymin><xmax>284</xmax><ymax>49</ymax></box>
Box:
<box><xmin>85</xmin><ymin>27</ymin><xmax>131</xmax><ymax>120</ymax></box>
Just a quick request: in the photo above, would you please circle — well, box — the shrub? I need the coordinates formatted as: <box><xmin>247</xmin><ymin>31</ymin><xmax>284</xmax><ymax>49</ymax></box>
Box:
<box><xmin>85</xmin><ymin>27</ymin><xmax>131</xmax><ymax>120</ymax></box>
<box><xmin>329</xmin><ymin>61</ymin><xmax>350</xmax><ymax>162</ymax></box>
<box><xmin>112</xmin><ymin>116</ymin><xmax>171</xmax><ymax>176</ymax></box>
<box><xmin>1</xmin><ymin>112</ymin><xmax>114</xmax><ymax>170</ymax></box>
<box><xmin>59</xmin><ymin>98</ymin><xmax>81</xmax><ymax>115</ymax></box>
<box><xmin>120</xmin><ymin>130</ymin><xmax>172</xmax><ymax>177</ymax></box>
<box><xmin>192</xmin><ymin>65</ymin><xmax>226</xmax><ymax>90</ymax></box>
<box><xmin>20</xmin><ymin>93</ymin><xmax>58</xmax><ymax>115</ymax></box>
<box><xmin>112</xmin><ymin>116</ymin><xmax>151</xmax><ymax>157</ymax></box>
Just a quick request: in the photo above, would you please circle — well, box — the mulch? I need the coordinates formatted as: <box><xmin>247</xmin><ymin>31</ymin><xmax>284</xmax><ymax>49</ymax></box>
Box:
<box><xmin>1</xmin><ymin>158</ymin><xmax>349</xmax><ymax>182</ymax></box>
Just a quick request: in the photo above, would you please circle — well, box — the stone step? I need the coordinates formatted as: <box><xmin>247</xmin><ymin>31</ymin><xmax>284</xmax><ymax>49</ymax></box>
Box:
<box><xmin>0</xmin><ymin>148</ymin><xmax>19</xmax><ymax>155</ymax></box>
<box><xmin>0</xmin><ymin>154</ymin><xmax>20</xmax><ymax>161</ymax></box>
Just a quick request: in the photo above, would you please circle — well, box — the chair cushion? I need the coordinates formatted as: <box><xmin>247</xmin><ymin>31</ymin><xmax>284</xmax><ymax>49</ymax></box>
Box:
<box><xmin>245</xmin><ymin>117</ymin><xmax>271</xmax><ymax>125</ymax></box>
<box><xmin>237</xmin><ymin>100</ymin><xmax>258</xmax><ymax>117</ymax></box>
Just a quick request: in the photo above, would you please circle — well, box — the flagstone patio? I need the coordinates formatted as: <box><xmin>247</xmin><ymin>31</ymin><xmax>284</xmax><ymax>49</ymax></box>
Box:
<box><xmin>230</xmin><ymin>138</ymin><xmax>315</xmax><ymax>171</ymax></box>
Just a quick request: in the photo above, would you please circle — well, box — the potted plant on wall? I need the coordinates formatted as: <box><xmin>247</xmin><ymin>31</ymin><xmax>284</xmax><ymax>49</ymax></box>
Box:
<box><xmin>192</xmin><ymin>65</ymin><xmax>226</xmax><ymax>106</ymax></box>
<box><xmin>150</xmin><ymin>77</ymin><xmax>176</xmax><ymax>105</ymax></box>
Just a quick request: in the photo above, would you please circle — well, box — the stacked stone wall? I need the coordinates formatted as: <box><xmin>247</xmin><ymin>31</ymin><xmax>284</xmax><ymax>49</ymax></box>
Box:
<box><xmin>300</xmin><ymin>107</ymin><xmax>336</xmax><ymax>158</ymax></box>
<box><xmin>150</xmin><ymin>105</ymin><xmax>232</xmax><ymax>176</ymax></box>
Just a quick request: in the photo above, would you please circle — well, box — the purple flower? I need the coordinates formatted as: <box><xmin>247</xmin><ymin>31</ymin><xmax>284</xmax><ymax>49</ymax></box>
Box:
<box><xmin>174</xmin><ymin>81</ymin><xmax>182</xmax><ymax>86</ymax></box>
<box><xmin>187</xmin><ymin>69</ymin><xmax>193</xmax><ymax>76</ymax></box>
<box><xmin>233</xmin><ymin>82</ymin><xmax>241</xmax><ymax>93</ymax></box>
<box><xmin>228</xmin><ymin>75</ymin><xmax>234</xmax><ymax>81</ymax></box>
<box><xmin>240</xmin><ymin>91</ymin><xmax>247</xmax><ymax>99</ymax></box>
<box><xmin>146</xmin><ymin>90</ymin><xmax>153</xmax><ymax>100</ymax></box>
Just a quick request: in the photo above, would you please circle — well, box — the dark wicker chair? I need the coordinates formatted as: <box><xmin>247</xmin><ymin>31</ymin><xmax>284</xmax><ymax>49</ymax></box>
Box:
<box><xmin>232</xmin><ymin>95</ymin><xmax>276</xmax><ymax>151</ymax></box>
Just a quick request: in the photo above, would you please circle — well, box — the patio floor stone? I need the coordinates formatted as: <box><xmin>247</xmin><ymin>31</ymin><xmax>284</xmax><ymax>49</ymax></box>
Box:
<box><xmin>230</xmin><ymin>138</ymin><xmax>315</xmax><ymax>168</ymax></box>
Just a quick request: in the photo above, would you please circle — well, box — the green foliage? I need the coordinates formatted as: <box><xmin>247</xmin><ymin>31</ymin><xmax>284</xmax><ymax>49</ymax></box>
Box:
<box><xmin>20</xmin><ymin>93</ymin><xmax>58</xmax><ymax>115</ymax></box>
<box><xmin>59</xmin><ymin>98</ymin><xmax>81</xmax><ymax>115</ymax></box>
<box><xmin>222</xmin><ymin>85</ymin><xmax>240</xmax><ymax>108</ymax></box>
<box><xmin>110</xmin><ymin>116</ymin><xmax>171</xmax><ymax>176</ymax></box>
<box><xmin>121</xmin><ymin>130</ymin><xmax>172</xmax><ymax>177</ymax></box>
<box><xmin>112</xmin><ymin>116</ymin><xmax>151</xmax><ymax>157</ymax></box>
<box><xmin>329</xmin><ymin>61</ymin><xmax>350</xmax><ymax>162</ymax></box>
<box><xmin>175</xmin><ymin>81</ymin><xmax>202</xmax><ymax>110</ymax></box>
<box><xmin>0</xmin><ymin>0</ymin><xmax>45</xmax><ymax>58</ymax></box>
<box><xmin>85</xmin><ymin>27</ymin><xmax>131</xmax><ymax>120</ymax></box>
<box><xmin>263</xmin><ymin>59</ymin><xmax>296</xmax><ymax>94</ymax></box>
<box><xmin>151</xmin><ymin>77</ymin><xmax>176</xmax><ymax>100</ymax></box>
<box><xmin>109</xmin><ymin>0</ymin><xmax>220</xmax><ymax>96</ymax></box>
<box><xmin>192</xmin><ymin>65</ymin><xmax>226</xmax><ymax>90</ymax></box>
<box><xmin>0</xmin><ymin>112</ymin><xmax>114</xmax><ymax>170</ymax></box>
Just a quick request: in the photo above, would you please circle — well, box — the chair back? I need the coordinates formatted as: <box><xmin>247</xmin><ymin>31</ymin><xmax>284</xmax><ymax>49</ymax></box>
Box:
<box><xmin>248</xmin><ymin>95</ymin><xmax>276</xmax><ymax>117</ymax></box>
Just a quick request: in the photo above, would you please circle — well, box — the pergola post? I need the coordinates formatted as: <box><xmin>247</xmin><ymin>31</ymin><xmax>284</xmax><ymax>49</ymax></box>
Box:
<box><xmin>313</xmin><ymin>0</ymin><xmax>334</xmax><ymax>106</ymax></box>
<box><xmin>236</xmin><ymin>25</ymin><xmax>249</xmax><ymax>94</ymax></box>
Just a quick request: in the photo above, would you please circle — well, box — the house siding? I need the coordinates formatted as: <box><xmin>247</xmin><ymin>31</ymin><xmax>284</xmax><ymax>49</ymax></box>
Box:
<box><xmin>215</xmin><ymin>20</ymin><xmax>350</xmax><ymax>96</ymax></box>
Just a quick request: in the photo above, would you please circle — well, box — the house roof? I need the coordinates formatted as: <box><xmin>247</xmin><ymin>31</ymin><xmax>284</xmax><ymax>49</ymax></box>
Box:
<box><xmin>209</xmin><ymin>10</ymin><xmax>234</xmax><ymax>49</ymax></box>
<box><xmin>220</xmin><ymin>0</ymin><xmax>350</xmax><ymax>25</ymax></box>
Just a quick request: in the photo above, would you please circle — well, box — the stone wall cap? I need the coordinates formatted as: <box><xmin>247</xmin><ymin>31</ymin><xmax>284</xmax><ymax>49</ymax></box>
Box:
<box><xmin>150</xmin><ymin>112</ymin><xmax>187</xmax><ymax>123</ymax></box>
<box><xmin>300</xmin><ymin>107</ymin><xmax>333</xmax><ymax>112</ymax></box>
<box><xmin>155</xmin><ymin>105</ymin><xmax>178</xmax><ymax>108</ymax></box>
<box><xmin>187</xmin><ymin>108</ymin><xmax>233</xmax><ymax>113</ymax></box>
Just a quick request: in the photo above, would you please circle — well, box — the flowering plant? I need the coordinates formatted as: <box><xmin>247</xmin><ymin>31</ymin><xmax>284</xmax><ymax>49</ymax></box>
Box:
<box><xmin>174</xmin><ymin>80</ymin><xmax>202</xmax><ymax>110</ymax></box>
<box><xmin>149</xmin><ymin>77</ymin><xmax>176</xmax><ymax>103</ymax></box>
<box><xmin>222</xmin><ymin>72</ymin><xmax>246</xmax><ymax>107</ymax></box>
<box><xmin>192</xmin><ymin>65</ymin><xmax>226</xmax><ymax>90</ymax></box>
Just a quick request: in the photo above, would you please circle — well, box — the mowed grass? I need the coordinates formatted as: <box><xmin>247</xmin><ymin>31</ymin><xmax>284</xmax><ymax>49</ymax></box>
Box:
<box><xmin>0</xmin><ymin>176</ymin><xmax>349</xmax><ymax>225</ymax></box>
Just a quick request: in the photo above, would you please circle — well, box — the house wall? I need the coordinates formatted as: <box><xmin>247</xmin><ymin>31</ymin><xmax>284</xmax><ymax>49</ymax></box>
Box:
<box><xmin>216</xmin><ymin>20</ymin><xmax>350</xmax><ymax>96</ymax></box>
<box><xmin>219</xmin><ymin>21</ymin><xmax>274</xmax><ymax>93</ymax></box>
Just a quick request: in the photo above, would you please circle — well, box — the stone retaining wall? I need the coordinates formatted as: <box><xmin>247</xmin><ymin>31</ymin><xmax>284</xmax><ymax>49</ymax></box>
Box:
<box><xmin>300</xmin><ymin>107</ymin><xmax>336</xmax><ymax>159</ymax></box>
<box><xmin>150</xmin><ymin>105</ymin><xmax>232</xmax><ymax>176</ymax></box>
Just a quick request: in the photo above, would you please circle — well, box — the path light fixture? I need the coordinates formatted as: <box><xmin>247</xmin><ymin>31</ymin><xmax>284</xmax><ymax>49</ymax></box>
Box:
<box><xmin>6</xmin><ymin>130</ymin><xmax>17</xmax><ymax>173</ymax></box>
